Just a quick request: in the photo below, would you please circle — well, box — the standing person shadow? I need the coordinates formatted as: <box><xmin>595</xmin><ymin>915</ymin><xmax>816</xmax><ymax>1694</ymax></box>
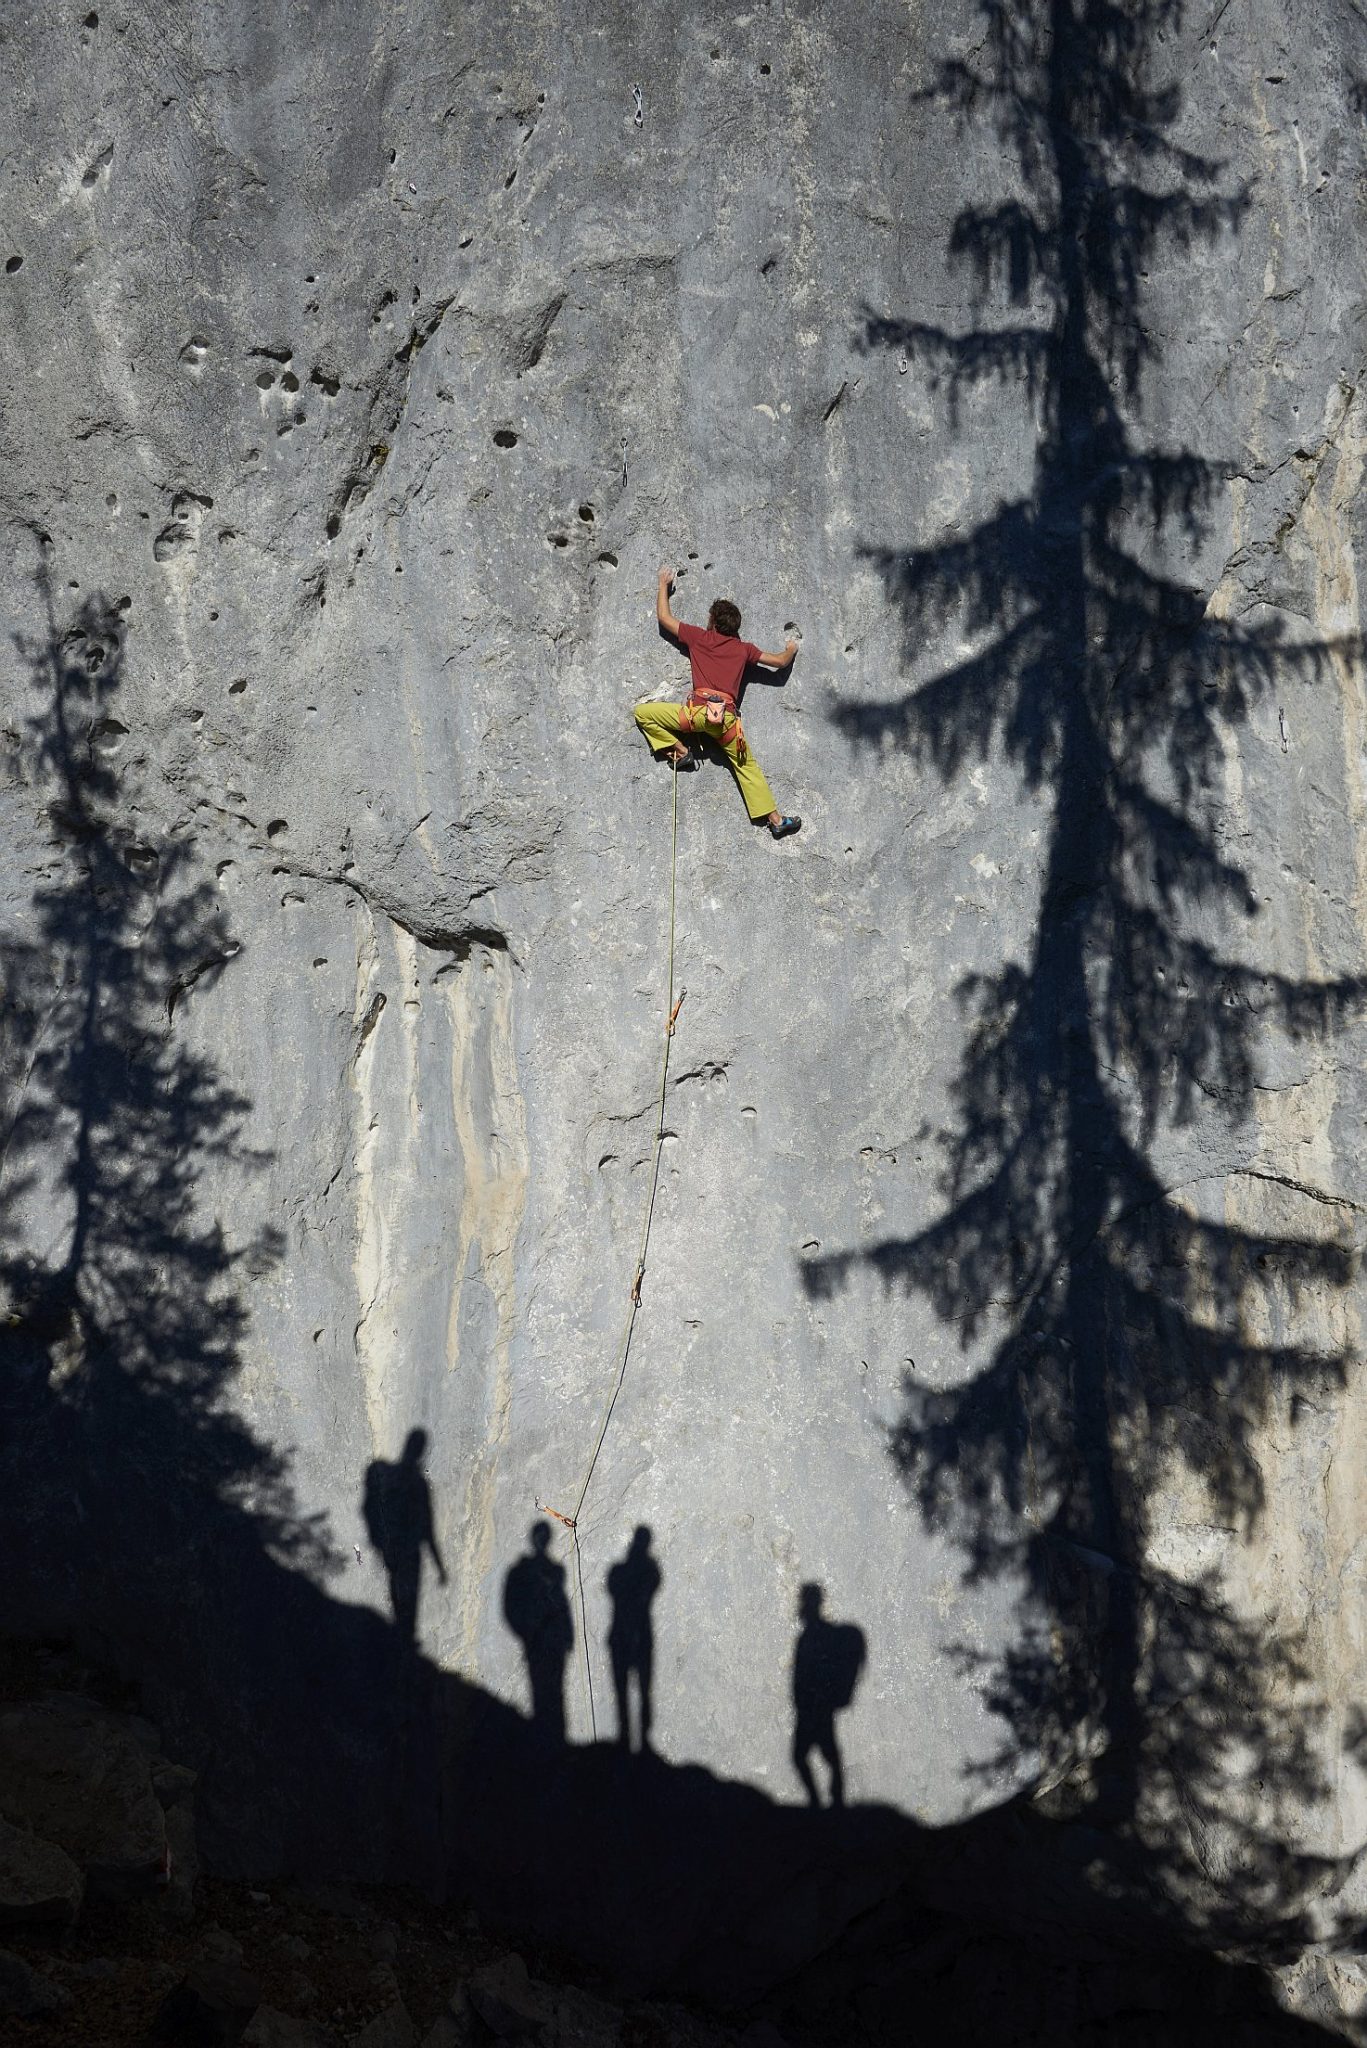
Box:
<box><xmin>361</xmin><ymin>1427</ymin><xmax>448</xmax><ymax>1644</ymax></box>
<box><xmin>791</xmin><ymin>1582</ymin><xmax>866</xmax><ymax>1809</ymax></box>
<box><xmin>606</xmin><ymin>1526</ymin><xmax>661</xmax><ymax>1753</ymax></box>
<box><xmin>503</xmin><ymin>1521</ymin><xmax>574</xmax><ymax>1744</ymax></box>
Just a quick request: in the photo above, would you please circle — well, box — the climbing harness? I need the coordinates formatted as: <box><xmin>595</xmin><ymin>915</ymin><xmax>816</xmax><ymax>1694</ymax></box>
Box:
<box><xmin>683</xmin><ymin>689</ymin><xmax>748</xmax><ymax>764</ymax></box>
<box><xmin>538</xmin><ymin>755</ymin><xmax>684</xmax><ymax>1739</ymax></box>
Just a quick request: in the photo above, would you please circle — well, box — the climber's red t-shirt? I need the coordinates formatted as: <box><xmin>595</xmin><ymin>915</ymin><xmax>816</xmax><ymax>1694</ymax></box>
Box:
<box><xmin>676</xmin><ymin>621</ymin><xmax>762</xmax><ymax>707</ymax></box>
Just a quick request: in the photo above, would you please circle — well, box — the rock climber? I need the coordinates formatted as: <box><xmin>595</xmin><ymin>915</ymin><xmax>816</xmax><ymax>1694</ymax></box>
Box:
<box><xmin>634</xmin><ymin>568</ymin><xmax>802</xmax><ymax>839</ymax></box>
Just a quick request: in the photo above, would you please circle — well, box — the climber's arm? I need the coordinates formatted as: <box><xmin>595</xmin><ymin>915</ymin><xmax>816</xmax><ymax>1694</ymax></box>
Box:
<box><xmin>756</xmin><ymin>638</ymin><xmax>800</xmax><ymax>670</ymax></box>
<box><xmin>657</xmin><ymin>567</ymin><xmax>682</xmax><ymax>637</ymax></box>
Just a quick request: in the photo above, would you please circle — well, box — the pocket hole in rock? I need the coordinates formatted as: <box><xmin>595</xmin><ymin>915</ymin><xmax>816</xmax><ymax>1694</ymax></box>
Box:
<box><xmin>228</xmin><ymin>678</ymin><xmax>247</xmax><ymax>694</ymax></box>
<box><xmin>256</xmin><ymin>370</ymin><xmax>274</xmax><ymax>390</ymax></box>
<box><xmin>760</xmin><ymin>62</ymin><xmax>771</xmax><ymax>74</ymax></box>
<box><xmin>5</xmin><ymin>256</ymin><xmax>22</xmax><ymax>274</ymax></box>
<box><xmin>597</xmin><ymin>551</ymin><xmax>619</xmax><ymax>568</ymax></box>
<box><xmin>267</xmin><ymin>819</ymin><xmax>288</xmax><ymax>839</ymax></box>
<box><xmin>281</xmin><ymin>371</ymin><xmax>300</xmax><ymax>392</ymax></box>
<box><xmin>493</xmin><ymin>428</ymin><xmax>518</xmax><ymax>448</ymax></box>
<box><xmin>578</xmin><ymin>504</ymin><xmax>594</xmax><ymax>522</ymax></box>
<box><xmin>547</xmin><ymin>533</ymin><xmax>568</xmax><ymax>548</ymax></box>
<box><xmin>310</xmin><ymin>367</ymin><xmax>340</xmax><ymax>396</ymax></box>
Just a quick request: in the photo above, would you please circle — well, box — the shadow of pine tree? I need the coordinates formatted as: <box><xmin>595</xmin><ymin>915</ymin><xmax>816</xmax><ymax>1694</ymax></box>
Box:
<box><xmin>0</xmin><ymin>576</ymin><xmax>332</xmax><ymax>1666</ymax></box>
<box><xmin>807</xmin><ymin>0</ymin><xmax>1367</xmax><ymax>1953</ymax></box>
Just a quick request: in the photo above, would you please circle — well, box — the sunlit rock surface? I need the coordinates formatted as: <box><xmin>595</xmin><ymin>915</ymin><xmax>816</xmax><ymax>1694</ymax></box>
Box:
<box><xmin>3</xmin><ymin>0</ymin><xmax>1367</xmax><ymax>2031</ymax></box>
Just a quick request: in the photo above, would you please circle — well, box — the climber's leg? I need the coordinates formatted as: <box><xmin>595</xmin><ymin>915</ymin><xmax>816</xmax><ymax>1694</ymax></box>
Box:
<box><xmin>717</xmin><ymin>726</ymin><xmax>778</xmax><ymax>822</ymax></box>
<box><xmin>633</xmin><ymin>700</ymin><xmax>688</xmax><ymax>759</ymax></box>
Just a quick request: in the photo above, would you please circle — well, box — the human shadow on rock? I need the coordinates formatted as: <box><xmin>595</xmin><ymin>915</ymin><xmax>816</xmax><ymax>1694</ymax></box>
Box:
<box><xmin>363</xmin><ymin>1427</ymin><xmax>448</xmax><ymax>1643</ymax></box>
<box><xmin>606</xmin><ymin>1524</ymin><xmax>660</xmax><ymax>1753</ymax></box>
<box><xmin>808</xmin><ymin>0</ymin><xmax>1367</xmax><ymax>1961</ymax></box>
<box><xmin>503</xmin><ymin>1519</ymin><xmax>574</xmax><ymax>1744</ymax></box>
<box><xmin>791</xmin><ymin>1582</ymin><xmax>865</xmax><ymax>1809</ymax></box>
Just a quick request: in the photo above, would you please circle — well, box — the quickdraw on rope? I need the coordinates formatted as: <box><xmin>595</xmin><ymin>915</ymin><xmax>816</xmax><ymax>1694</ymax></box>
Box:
<box><xmin>539</xmin><ymin>752</ymin><xmax>684</xmax><ymax>1740</ymax></box>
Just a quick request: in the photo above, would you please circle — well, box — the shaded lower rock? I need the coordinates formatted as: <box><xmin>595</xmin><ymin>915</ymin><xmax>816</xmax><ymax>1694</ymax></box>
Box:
<box><xmin>145</xmin><ymin>1957</ymin><xmax>264</xmax><ymax>2045</ymax></box>
<box><xmin>0</xmin><ymin>1691</ymin><xmax>181</xmax><ymax>1897</ymax></box>
<box><xmin>0</xmin><ymin>1813</ymin><xmax>84</xmax><ymax>1930</ymax></box>
<box><xmin>0</xmin><ymin>1942</ymin><xmax>69</xmax><ymax>2016</ymax></box>
<box><xmin>0</xmin><ymin>1633</ymin><xmax>1357</xmax><ymax>2047</ymax></box>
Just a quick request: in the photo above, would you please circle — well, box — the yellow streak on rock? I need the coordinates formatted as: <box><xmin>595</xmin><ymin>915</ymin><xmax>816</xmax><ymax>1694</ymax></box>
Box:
<box><xmin>445</xmin><ymin>946</ymin><xmax>529</xmax><ymax>1666</ymax></box>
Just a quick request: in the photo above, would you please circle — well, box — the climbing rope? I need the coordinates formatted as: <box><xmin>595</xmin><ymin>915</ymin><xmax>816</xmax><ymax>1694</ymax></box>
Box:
<box><xmin>536</xmin><ymin>754</ymin><xmax>684</xmax><ymax>1739</ymax></box>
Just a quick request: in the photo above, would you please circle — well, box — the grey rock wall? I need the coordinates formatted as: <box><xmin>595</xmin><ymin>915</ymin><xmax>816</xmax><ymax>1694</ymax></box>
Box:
<box><xmin>4</xmin><ymin>0</ymin><xmax>1367</xmax><ymax>2020</ymax></box>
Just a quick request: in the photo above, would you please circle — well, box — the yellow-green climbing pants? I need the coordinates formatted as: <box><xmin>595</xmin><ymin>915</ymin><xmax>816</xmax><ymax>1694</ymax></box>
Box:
<box><xmin>633</xmin><ymin>700</ymin><xmax>777</xmax><ymax>822</ymax></box>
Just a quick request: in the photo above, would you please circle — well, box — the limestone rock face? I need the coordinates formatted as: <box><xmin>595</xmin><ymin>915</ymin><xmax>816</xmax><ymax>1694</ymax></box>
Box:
<box><xmin>3</xmin><ymin>0</ymin><xmax>1367</xmax><ymax>2018</ymax></box>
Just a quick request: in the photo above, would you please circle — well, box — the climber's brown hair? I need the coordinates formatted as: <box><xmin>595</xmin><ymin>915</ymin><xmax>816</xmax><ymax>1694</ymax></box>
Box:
<box><xmin>708</xmin><ymin>599</ymin><xmax>742</xmax><ymax>637</ymax></box>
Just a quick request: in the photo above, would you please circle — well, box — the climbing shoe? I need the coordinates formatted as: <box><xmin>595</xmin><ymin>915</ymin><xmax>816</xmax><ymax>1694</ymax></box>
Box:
<box><xmin>666</xmin><ymin>746</ymin><xmax>699</xmax><ymax>771</ymax></box>
<box><xmin>769</xmin><ymin>815</ymin><xmax>802</xmax><ymax>839</ymax></box>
